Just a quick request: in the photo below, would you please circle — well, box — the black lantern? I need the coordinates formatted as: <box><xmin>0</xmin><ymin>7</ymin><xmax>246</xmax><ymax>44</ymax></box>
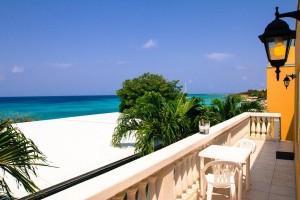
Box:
<box><xmin>283</xmin><ymin>74</ymin><xmax>296</xmax><ymax>89</ymax></box>
<box><xmin>259</xmin><ymin>7</ymin><xmax>298</xmax><ymax>81</ymax></box>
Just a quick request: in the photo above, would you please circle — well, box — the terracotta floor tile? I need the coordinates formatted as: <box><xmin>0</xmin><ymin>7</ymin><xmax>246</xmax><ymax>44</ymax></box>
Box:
<box><xmin>270</xmin><ymin>184</ymin><xmax>296</xmax><ymax>197</ymax></box>
<box><xmin>276</xmin><ymin>159</ymin><xmax>294</xmax><ymax>168</ymax></box>
<box><xmin>250</xmin><ymin>181</ymin><xmax>271</xmax><ymax>193</ymax></box>
<box><xmin>253</xmin><ymin>163</ymin><xmax>275</xmax><ymax>171</ymax></box>
<box><xmin>252</xmin><ymin>173</ymin><xmax>273</xmax><ymax>184</ymax></box>
<box><xmin>256</xmin><ymin>158</ymin><xmax>276</xmax><ymax>166</ymax></box>
<box><xmin>268</xmin><ymin>193</ymin><xmax>296</xmax><ymax>200</ymax></box>
<box><xmin>242</xmin><ymin>190</ymin><xmax>269</xmax><ymax>200</ymax></box>
<box><xmin>272</xmin><ymin>173</ymin><xmax>295</xmax><ymax>188</ymax></box>
<box><xmin>275</xmin><ymin>165</ymin><xmax>295</xmax><ymax>173</ymax></box>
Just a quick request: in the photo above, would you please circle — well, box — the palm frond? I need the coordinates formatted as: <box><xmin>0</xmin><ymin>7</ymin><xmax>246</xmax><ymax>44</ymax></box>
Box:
<box><xmin>0</xmin><ymin>119</ymin><xmax>49</xmax><ymax>198</ymax></box>
<box><xmin>113</xmin><ymin>92</ymin><xmax>201</xmax><ymax>155</ymax></box>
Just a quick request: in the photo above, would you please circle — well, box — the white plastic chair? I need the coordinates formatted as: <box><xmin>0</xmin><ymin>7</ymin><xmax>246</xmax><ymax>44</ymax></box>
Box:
<box><xmin>234</xmin><ymin>138</ymin><xmax>256</xmax><ymax>153</ymax></box>
<box><xmin>201</xmin><ymin>160</ymin><xmax>243</xmax><ymax>200</ymax></box>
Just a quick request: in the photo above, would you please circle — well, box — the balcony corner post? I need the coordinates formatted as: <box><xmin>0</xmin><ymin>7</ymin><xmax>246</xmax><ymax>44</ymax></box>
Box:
<box><xmin>273</xmin><ymin>117</ymin><xmax>281</xmax><ymax>140</ymax></box>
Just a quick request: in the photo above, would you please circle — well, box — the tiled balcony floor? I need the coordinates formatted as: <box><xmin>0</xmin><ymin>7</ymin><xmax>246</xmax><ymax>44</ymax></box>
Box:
<box><xmin>208</xmin><ymin>140</ymin><xmax>296</xmax><ymax>200</ymax></box>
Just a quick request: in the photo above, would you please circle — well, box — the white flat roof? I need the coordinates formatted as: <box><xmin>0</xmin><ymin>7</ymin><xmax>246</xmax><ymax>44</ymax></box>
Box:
<box><xmin>10</xmin><ymin>112</ymin><xmax>135</xmax><ymax>199</ymax></box>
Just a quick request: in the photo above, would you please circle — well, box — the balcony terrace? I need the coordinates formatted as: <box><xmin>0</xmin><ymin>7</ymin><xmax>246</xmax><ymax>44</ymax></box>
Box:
<box><xmin>21</xmin><ymin>112</ymin><xmax>296</xmax><ymax>200</ymax></box>
<box><xmin>242</xmin><ymin>139</ymin><xmax>295</xmax><ymax>200</ymax></box>
<box><xmin>86</xmin><ymin>112</ymin><xmax>296</xmax><ymax>200</ymax></box>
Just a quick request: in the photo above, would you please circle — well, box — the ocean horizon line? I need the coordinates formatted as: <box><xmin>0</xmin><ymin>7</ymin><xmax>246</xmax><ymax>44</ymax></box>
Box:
<box><xmin>0</xmin><ymin>93</ymin><xmax>231</xmax><ymax>98</ymax></box>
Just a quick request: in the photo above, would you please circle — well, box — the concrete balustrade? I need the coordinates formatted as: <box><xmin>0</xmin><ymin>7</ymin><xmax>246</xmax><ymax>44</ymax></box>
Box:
<box><xmin>87</xmin><ymin>112</ymin><xmax>281</xmax><ymax>200</ymax></box>
<box><xmin>249</xmin><ymin>113</ymin><xmax>281</xmax><ymax>140</ymax></box>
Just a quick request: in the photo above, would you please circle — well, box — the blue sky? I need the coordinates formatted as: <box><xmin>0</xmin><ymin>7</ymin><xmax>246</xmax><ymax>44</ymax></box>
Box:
<box><xmin>0</xmin><ymin>0</ymin><xmax>297</xmax><ymax>97</ymax></box>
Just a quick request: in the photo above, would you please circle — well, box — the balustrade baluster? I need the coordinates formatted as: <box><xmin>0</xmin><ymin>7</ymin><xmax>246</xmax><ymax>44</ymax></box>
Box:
<box><xmin>127</xmin><ymin>186</ymin><xmax>138</xmax><ymax>200</ymax></box>
<box><xmin>256</xmin><ymin>116</ymin><xmax>261</xmax><ymax>138</ymax></box>
<box><xmin>191</xmin><ymin>151</ymin><xmax>199</xmax><ymax>200</ymax></box>
<box><xmin>261</xmin><ymin>116</ymin><xmax>267</xmax><ymax>139</ymax></box>
<box><xmin>187</xmin><ymin>154</ymin><xmax>193</xmax><ymax>190</ymax></box>
<box><xmin>181</xmin><ymin>156</ymin><xmax>188</xmax><ymax>199</ymax></box>
<box><xmin>273</xmin><ymin>117</ymin><xmax>280</xmax><ymax>140</ymax></box>
<box><xmin>192</xmin><ymin>151</ymin><xmax>199</xmax><ymax>186</ymax></box>
<box><xmin>187</xmin><ymin>153</ymin><xmax>198</xmax><ymax>200</ymax></box>
<box><xmin>137</xmin><ymin>180</ymin><xmax>147</xmax><ymax>200</ymax></box>
<box><xmin>184</xmin><ymin>154</ymin><xmax>194</xmax><ymax>198</ymax></box>
<box><xmin>195</xmin><ymin>149</ymin><xmax>200</xmax><ymax>187</ymax></box>
<box><xmin>155</xmin><ymin>164</ymin><xmax>176</xmax><ymax>200</ymax></box>
<box><xmin>250</xmin><ymin>116</ymin><xmax>256</xmax><ymax>138</ymax></box>
<box><xmin>175</xmin><ymin>160</ymin><xmax>183</xmax><ymax>199</ymax></box>
<box><xmin>266</xmin><ymin>117</ymin><xmax>272</xmax><ymax>139</ymax></box>
<box><xmin>112</xmin><ymin>192</ymin><xmax>125</xmax><ymax>200</ymax></box>
<box><xmin>148</xmin><ymin>175</ymin><xmax>158</xmax><ymax>200</ymax></box>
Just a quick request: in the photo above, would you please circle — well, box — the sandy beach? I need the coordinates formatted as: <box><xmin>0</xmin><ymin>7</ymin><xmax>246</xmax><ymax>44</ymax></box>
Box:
<box><xmin>10</xmin><ymin>112</ymin><xmax>135</xmax><ymax>199</ymax></box>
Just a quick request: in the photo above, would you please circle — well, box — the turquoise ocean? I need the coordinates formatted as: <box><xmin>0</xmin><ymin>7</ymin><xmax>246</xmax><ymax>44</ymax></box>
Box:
<box><xmin>0</xmin><ymin>94</ymin><xmax>227</xmax><ymax>121</ymax></box>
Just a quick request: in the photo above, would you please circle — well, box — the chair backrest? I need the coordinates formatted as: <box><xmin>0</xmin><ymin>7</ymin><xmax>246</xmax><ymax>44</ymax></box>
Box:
<box><xmin>234</xmin><ymin>138</ymin><xmax>256</xmax><ymax>153</ymax></box>
<box><xmin>201</xmin><ymin>160</ymin><xmax>243</xmax><ymax>188</ymax></box>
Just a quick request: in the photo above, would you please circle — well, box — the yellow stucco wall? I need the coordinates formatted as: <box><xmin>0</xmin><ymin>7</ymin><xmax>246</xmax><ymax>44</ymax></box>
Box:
<box><xmin>295</xmin><ymin>2</ymin><xmax>300</xmax><ymax>198</ymax></box>
<box><xmin>267</xmin><ymin>47</ymin><xmax>295</xmax><ymax>141</ymax></box>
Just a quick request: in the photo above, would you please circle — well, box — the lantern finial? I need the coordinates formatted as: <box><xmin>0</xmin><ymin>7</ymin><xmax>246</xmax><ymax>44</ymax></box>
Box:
<box><xmin>275</xmin><ymin>7</ymin><xmax>279</xmax><ymax>19</ymax></box>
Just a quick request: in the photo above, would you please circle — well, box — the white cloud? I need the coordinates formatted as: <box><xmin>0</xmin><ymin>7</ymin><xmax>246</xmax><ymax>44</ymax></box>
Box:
<box><xmin>46</xmin><ymin>62</ymin><xmax>75</xmax><ymax>68</ymax></box>
<box><xmin>141</xmin><ymin>39</ymin><xmax>157</xmax><ymax>49</ymax></box>
<box><xmin>205</xmin><ymin>52</ymin><xmax>234</xmax><ymax>61</ymax></box>
<box><xmin>11</xmin><ymin>66</ymin><xmax>25</xmax><ymax>73</ymax></box>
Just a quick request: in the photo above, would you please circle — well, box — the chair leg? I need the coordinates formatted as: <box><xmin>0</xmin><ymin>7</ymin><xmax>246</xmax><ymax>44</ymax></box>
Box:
<box><xmin>230</xmin><ymin>184</ymin><xmax>236</xmax><ymax>200</ymax></box>
<box><xmin>206</xmin><ymin>184</ymin><xmax>213</xmax><ymax>200</ymax></box>
<box><xmin>201</xmin><ymin>181</ymin><xmax>207</xmax><ymax>200</ymax></box>
<box><xmin>237</xmin><ymin>176</ymin><xmax>242</xmax><ymax>200</ymax></box>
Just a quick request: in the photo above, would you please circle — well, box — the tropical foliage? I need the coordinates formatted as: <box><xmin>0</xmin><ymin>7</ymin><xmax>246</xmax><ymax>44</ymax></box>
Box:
<box><xmin>116</xmin><ymin>73</ymin><xmax>184</xmax><ymax>112</ymax></box>
<box><xmin>239</xmin><ymin>89</ymin><xmax>267</xmax><ymax>99</ymax></box>
<box><xmin>0</xmin><ymin>119</ymin><xmax>49</xmax><ymax>199</ymax></box>
<box><xmin>201</xmin><ymin>94</ymin><xmax>265</xmax><ymax>125</ymax></box>
<box><xmin>114</xmin><ymin>73</ymin><xmax>266</xmax><ymax>156</ymax></box>
<box><xmin>0</xmin><ymin>112</ymin><xmax>37</xmax><ymax>123</ymax></box>
<box><xmin>112</xmin><ymin>92</ymin><xmax>201</xmax><ymax>155</ymax></box>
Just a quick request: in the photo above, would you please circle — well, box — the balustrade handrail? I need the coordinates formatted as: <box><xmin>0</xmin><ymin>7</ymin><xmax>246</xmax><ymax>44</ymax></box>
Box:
<box><xmin>248</xmin><ymin>112</ymin><xmax>281</xmax><ymax>117</ymax></box>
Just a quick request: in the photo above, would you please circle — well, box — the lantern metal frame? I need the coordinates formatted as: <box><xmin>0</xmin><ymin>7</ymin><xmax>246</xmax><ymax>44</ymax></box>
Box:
<box><xmin>259</xmin><ymin>7</ymin><xmax>299</xmax><ymax>81</ymax></box>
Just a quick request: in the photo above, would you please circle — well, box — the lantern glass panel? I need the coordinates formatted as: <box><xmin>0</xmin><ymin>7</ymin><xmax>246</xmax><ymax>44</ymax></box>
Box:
<box><xmin>284</xmin><ymin>79</ymin><xmax>290</xmax><ymax>87</ymax></box>
<box><xmin>266</xmin><ymin>36</ymin><xmax>289</xmax><ymax>61</ymax></box>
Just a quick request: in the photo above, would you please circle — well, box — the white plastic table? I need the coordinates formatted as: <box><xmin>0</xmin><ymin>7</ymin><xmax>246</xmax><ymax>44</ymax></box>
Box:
<box><xmin>198</xmin><ymin>145</ymin><xmax>252</xmax><ymax>197</ymax></box>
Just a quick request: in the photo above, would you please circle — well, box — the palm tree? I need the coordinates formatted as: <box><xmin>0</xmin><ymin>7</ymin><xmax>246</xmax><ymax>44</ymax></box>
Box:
<box><xmin>112</xmin><ymin>92</ymin><xmax>200</xmax><ymax>155</ymax></box>
<box><xmin>0</xmin><ymin>119</ymin><xmax>49</xmax><ymax>199</ymax></box>
<box><xmin>204</xmin><ymin>94</ymin><xmax>265</xmax><ymax>125</ymax></box>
